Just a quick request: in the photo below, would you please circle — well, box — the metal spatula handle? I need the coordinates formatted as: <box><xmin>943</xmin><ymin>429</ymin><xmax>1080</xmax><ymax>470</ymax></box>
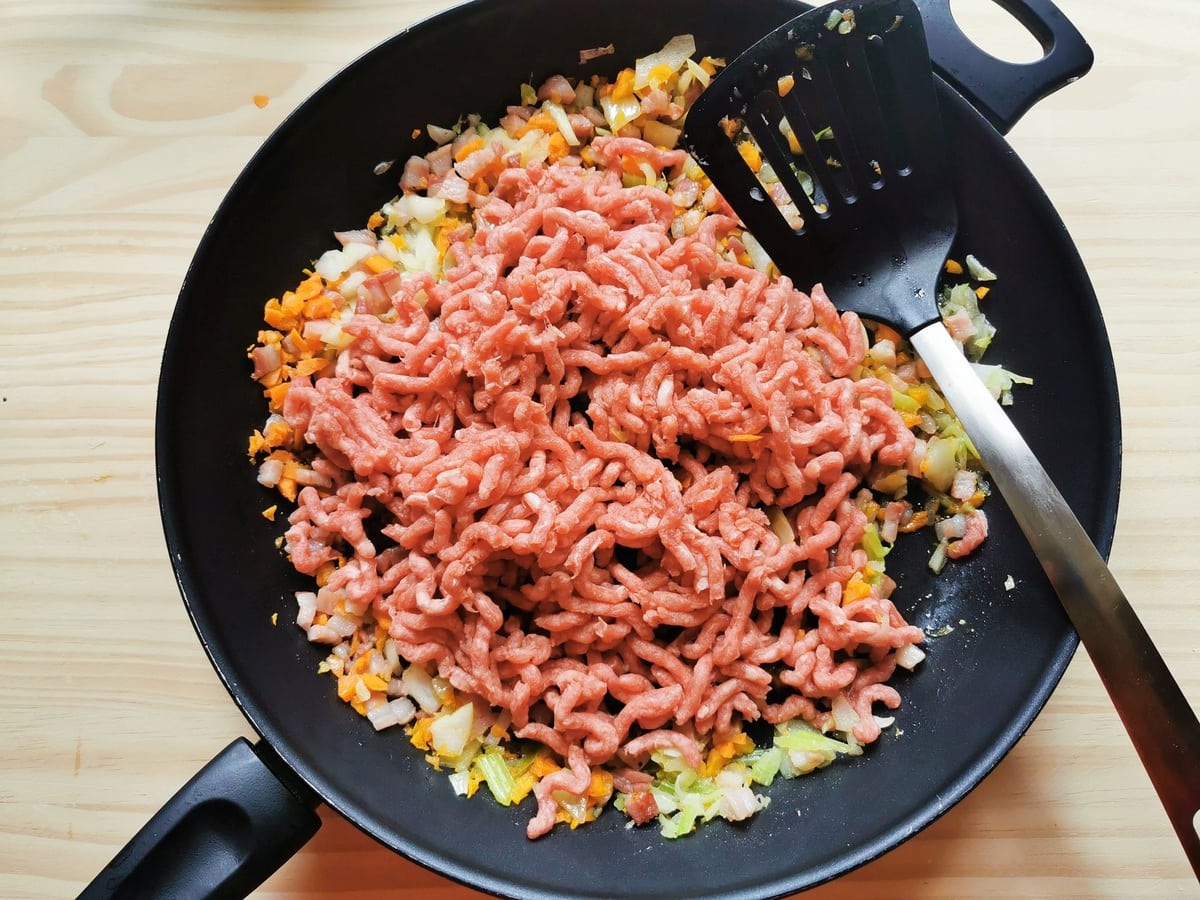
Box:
<box><xmin>912</xmin><ymin>322</ymin><xmax>1200</xmax><ymax>876</ymax></box>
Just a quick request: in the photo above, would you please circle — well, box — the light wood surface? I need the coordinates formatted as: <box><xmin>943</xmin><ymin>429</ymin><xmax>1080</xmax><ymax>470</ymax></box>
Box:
<box><xmin>2</xmin><ymin>1</ymin><xmax>1198</xmax><ymax>897</ymax></box>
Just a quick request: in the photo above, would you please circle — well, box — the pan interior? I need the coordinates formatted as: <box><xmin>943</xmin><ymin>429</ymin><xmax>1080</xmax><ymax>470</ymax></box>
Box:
<box><xmin>156</xmin><ymin>1</ymin><xmax>1119</xmax><ymax>896</ymax></box>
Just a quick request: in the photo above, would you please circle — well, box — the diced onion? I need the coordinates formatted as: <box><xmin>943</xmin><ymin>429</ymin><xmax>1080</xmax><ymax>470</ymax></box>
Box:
<box><xmin>325</xmin><ymin>614</ymin><xmax>358</xmax><ymax>638</ymax></box>
<box><xmin>641</xmin><ymin>119</ymin><xmax>680</xmax><ymax>150</ymax></box>
<box><xmin>427</xmin><ymin>123</ymin><xmax>457</xmax><ymax>145</ymax></box>
<box><xmin>542</xmin><ymin>100</ymin><xmax>581</xmax><ymax>146</ymax></box>
<box><xmin>402</xmin><ymin>664</ymin><xmax>441</xmax><ymax>713</ymax></box>
<box><xmin>295</xmin><ymin>592</ymin><xmax>317</xmax><ymax>629</ymax></box>
<box><xmin>830</xmin><ymin>692</ymin><xmax>859</xmax><ymax>734</ymax></box>
<box><xmin>634</xmin><ymin>34</ymin><xmax>696</xmax><ymax>89</ymax></box>
<box><xmin>895</xmin><ymin>643</ymin><xmax>927</xmax><ymax>670</ymax></box>
<box><xmin>965</xmin><ymin>253</ymin><xmax>997</xmax><ymax>281</ymax></box>
<box><xmin>256</xmin><ymin>458</ymin><xmax>284</xmax><ymax>488</ymax></box>
<box><xmin>429</xmin><ymin>702</ymin><xmax>474</xmax><ymax>757</ymax></box>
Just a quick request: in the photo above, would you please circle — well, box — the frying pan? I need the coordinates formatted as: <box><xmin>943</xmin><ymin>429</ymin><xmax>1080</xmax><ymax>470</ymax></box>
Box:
<box><xmin>83</xmin><ymin>0</ymin><xmax>1116</xmax><ymax>897</ymax></box>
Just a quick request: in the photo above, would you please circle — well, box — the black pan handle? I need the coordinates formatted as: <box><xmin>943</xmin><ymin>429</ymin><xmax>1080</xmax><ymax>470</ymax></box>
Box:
<box><xmin>79</xmin><ymin>738</ymin><xmax>322</xmax><ymax>900</ymax></box>
<box><xmin>913</xmin><ymin>0</ymin><xmax>1094</xmax><ymax>134</ymax></box>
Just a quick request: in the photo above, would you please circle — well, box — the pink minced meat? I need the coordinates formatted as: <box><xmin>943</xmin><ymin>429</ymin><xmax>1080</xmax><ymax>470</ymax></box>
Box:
<box><xmin>283</xmin><ymin>137</ymin><xmax>923</xmax><ymax>838</ymax></box>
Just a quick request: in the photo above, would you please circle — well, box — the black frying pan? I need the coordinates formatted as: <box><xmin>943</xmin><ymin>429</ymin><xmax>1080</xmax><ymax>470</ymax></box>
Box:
<box><xmin>84</xmin><ymin>1</ymin><xmax>1116</xmax><ymax>897</ymax></box>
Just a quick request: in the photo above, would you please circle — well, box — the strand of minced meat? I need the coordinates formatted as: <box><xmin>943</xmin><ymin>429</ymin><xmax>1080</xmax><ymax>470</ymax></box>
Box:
<box><xmin>281</xmin><ymin>136</ymin><xmax>924</xmax><ymax>838</ymax></box>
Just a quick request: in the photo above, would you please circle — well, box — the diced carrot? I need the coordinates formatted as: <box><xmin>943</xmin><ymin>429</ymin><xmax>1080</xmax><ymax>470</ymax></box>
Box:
<box><xmin>353</xmin><ymin>654</ymin><xmax>372</xmax><ymax>674</ymax></box>
<box><xmin>314</xmin><ymin>560</ymin><xmax>338</xmax><ymax>587</ymax></box>
<box><xmin>587</xmin><ymin>770</ymin><xmax>614</xmax><ymax>800</ymax></box>
<box><xmin>411</xmin><ymin>127</ymin><xmax>421</xmax><ymax>139</ymax></box>
<box><xmin>529</xmin><ymin>754</ymin><xmax>560</xmax><ymax>778</ymax></box>
<box><xmin>975</xmin><ymin>285</ymin><xmax>990</xmax><ymax>299</ymax></box>
<box><xmin>361</xmin><ymin>674</ymin><xmax>389</xmax><ymax>692</ymax></box>
<box><xmin>293</xmin><ymin>357</ymin><xmax>330</xmax><ymax>378</ymax></box>
<box><xmin>510</xmin><ymin>771</ymin><xmax>537</xmax><ymax>804</ymax></box>
<box><xmin>466</xmin><ymin>769</ymin><xmax>483</xmax><ymax>798</ymax></box>
<box><xmin>729</xmin><ymin>433</ymin><xmax>764</xmax><ymax>443</ymax></box>
<box><xmin>842</xmin><ymin>573</ymin><xmax>871</xmax><ymax>605</ymax></box>
<box><xmin>736</xmin><ymin>140</ymin><xmax>763</xmax><ymax>173</ymax></box>
<box><xmin>262</xmin><ymin>505</ymin><xmax>277</xmax><ymax>521</ymax></box>
<box><xmin>409</xmin><ymin>716</ymin><xmax>434</xmax><ymax>751</ymax></box>
<box><xmin>874</xmin><ymin>323</ymin><xmax>903</xmax><ymax>346</ymax></box>
<box><xmin>264</xmin><ymin>418</ymin><xmax>291</xmax><ymax>445</ymax></box>
<box><xmin>363</xmin><ymin>254</ymin><xmax>393</xmax><ymax>274</ymax></box>
<box><xmin>294</xmin><ymin>275</ymin><xmax>324</xmax><ymax>302</ymax></box>
<box><xmin>303</xmin><ymin>294</ymin><xmax>334</xmax><ymax>319</ymax></box>
<box><xmin>435</xmin><ymin>225</ymin><xmax>453</xmax><ymax>259</ymax></box>
<box><xmin>280</xmin><ymin>291</ymin><xmax>305</xmax><ymax>317</ymax></box>
<box><xmin>367</xmin><ymin>211</ymin><xmax>385</xmax><ymax>230</ymax></box>
<box><xmin>264</xmin><ymin>382</ymin><xmax>290</xmax><ymax>412</ymax></box>
<box><xmin>518</xmin><ymin>112</ymin><xmax>557</xmax><ymax>136</ymax></box>
<box><xmin>276</xmin><ymin>478</ymin><xmax>297</xmax><ymax>502</ymax></box>
<box><xmin>454</xmin><ymin>136</ymin><xmax>485</xmax><ymax>162</ymax></box>
<box><xmin>253</xmin><ymin>94</ymin><xmax>269</xmax><ymax>109</ymax></box>
<box><xmin>701</xmin><ymin>749</ymin><xmax>723</xmax><ymax>778</ymax></box>
<box><xmin>727</xmin><ymin>731</ymin><xmax>756</xmax><ymax>756</ymax></box>
<box><xmin>611</xmin><ymin>68</ymin><xmax>636</xmax><ymax>101</ymax></box>
<box><xmin>944</xmin><ymin>258</ymin><xmax>963</xmax><ymax>275</ymax></box>
<box><xmin>547</xmin><ymin>132</ymin><xmax>569</xmax><ymax>163</ymax></box>
<box><xmin>777</xmin><ymin>74</ymin><xmax>796</xmax><ymax>97</ymax></box>
<box><xmin>262</xmin><ymin>300</ymin><xmax>296</xmax><ymax>331</ymax></box>
<box><xmin>337</xmin><ymin>675</ymin><xmax>357</xmax><ymax>702</ymax></box>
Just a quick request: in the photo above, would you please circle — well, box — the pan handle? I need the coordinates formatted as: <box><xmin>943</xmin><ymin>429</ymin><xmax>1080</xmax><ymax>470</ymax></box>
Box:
<box><xmin>79</xmin><ymin>738</ymin><xmax>322</xmax><ymax>899</ymax></box>
<box><xmin>912</xmin><ymin>0</ymin><xmax>1093</xmax><ymax>134</ymax></box>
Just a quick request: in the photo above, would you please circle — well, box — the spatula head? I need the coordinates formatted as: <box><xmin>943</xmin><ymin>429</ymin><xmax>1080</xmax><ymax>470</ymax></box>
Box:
<box><xmin>681</xmin><ymin>0</ymin><xmax>956</xmax><ymax>336</ymax></box>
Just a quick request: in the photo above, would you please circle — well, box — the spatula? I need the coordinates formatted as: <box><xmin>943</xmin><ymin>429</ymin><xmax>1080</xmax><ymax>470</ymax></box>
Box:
<box><xmin>681</xmin><ymin>0</ymin><xmax>1200</xmax><ymax>877</ymax></box>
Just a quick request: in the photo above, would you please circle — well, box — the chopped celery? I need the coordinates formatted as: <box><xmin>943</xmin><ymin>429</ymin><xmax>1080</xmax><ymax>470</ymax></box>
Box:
<box><xmin>746</xmin><ymin>747</ymin><xmax>785</xmax><ymax>786</ymax></box>
<box><xmin>890</xmin><ymin>388</ymin><xmax>921</xmax><ymax>413</ymax></box>
<box><xmin>860</xmin><ymin>522</ymin><xmax>889</xmax><ymax>562</ymax></box>
<box><xmin>774</xmin><ymin>720</ymin><xmax>855</xmax><ymax>760</ymax></box>
<box><xmin>929</xmin><ymin>538</ymin><xmax>950</xmax><ymax>574</ymax></box>
<box><xmin>476</xmin><ymin>745</ymin><xmax>518</xmax><ymax>806</ymax></box>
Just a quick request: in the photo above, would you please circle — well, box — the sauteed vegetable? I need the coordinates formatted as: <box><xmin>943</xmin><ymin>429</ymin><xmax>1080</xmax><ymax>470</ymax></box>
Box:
<box><xmin>245</xmin><ymin>35</ymin><xmax>1019</xmax><ymax>839</ymax></box>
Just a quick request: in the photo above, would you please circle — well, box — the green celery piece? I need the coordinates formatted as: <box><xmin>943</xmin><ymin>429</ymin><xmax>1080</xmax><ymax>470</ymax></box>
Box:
<box><xmin>476</xmin><ymin>746</ymin><xmax>517</xmax><ymax>807</ymax></box>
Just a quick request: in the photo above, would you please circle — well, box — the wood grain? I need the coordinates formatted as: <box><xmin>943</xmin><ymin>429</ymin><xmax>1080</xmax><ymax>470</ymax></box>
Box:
<box><xmin>2</xmin><ymin>0</ymin><xmax>1198</xmax><ymax>896</ymax></box>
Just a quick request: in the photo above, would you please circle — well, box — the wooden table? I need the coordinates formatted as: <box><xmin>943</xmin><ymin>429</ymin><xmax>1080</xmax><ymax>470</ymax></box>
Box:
<box><xmin>3</xmin><ymin>1</ymin><xmax>1198</xmax><ymax>896</ymax></box>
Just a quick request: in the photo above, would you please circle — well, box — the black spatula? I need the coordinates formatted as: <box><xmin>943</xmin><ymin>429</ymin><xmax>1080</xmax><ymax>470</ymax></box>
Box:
<box><xmin>681</xmin><ymin>0</ymin><xmax>1200</xmax><ymax>877</ymax></box>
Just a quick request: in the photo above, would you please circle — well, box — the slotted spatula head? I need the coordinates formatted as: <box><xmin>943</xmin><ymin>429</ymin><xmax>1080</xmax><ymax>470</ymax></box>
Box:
<box><xmin>681</xmin><ymin>0</ymin><xmax>956</xmax><ymax>336</ymax></box>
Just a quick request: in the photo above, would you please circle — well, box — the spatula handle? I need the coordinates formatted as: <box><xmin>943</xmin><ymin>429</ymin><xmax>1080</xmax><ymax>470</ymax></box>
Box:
<box><xmin>910</xmin><ymin>322</ymin><xmax>1200</xmax><ymax>880</ymax></box>
<box><xmin>914</xmin><ymin>0</ymin><xmax>1093</xmax><ymax>134</ymax></box>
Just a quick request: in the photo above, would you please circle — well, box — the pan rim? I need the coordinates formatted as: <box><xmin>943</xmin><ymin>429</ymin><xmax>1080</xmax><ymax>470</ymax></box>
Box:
<box><xmin>154</xmin><ymin>0</ymin><xmax>1120</xmax><ymax>895</ymax></box>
